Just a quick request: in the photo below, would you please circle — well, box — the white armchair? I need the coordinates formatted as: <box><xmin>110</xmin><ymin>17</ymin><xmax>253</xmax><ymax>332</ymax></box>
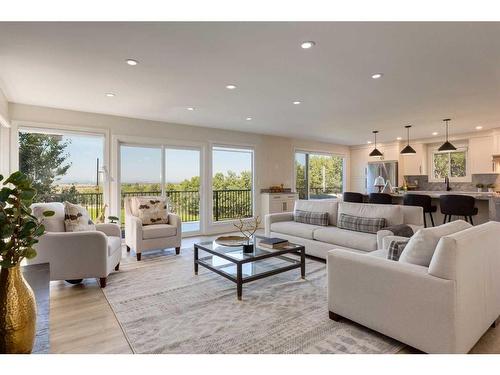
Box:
<box><xmin>124</xmin><ymin>197</ymin><xmax>182</xmax><ymax>261</ymax></box>
<box><xmin>28</xmin><ymin>202</ymin><xmax>122</xmax><ymax>288</ymax></box>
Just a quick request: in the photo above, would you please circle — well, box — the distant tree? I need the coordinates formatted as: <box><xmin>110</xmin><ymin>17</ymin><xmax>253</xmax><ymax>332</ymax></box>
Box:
<box><xmin>18</xmin><ymin>132</ymin><xmax>72</xmax><ymax>200</ymax></box>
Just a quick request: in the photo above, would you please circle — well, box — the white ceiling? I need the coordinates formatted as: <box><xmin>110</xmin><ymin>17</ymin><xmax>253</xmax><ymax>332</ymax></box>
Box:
<box><xmin>0</xmin><ymin>22</ymin><xmax>499</xmax><ymax>145</ymax></box>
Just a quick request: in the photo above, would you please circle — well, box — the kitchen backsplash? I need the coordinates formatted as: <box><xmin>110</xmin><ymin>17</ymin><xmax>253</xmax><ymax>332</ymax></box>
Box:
<box><xmin>404</xmin><ymin>174</ymin><xmax>500</xmax><ymax>192</ymax></box>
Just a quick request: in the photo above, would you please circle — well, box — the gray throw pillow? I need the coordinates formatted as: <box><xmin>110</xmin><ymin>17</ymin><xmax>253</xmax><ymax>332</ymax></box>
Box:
<box><xmin>337</xmin><ymin>213</ymin><xmax>386</xmax><ymax>234</ymax></box>
<box><xmin>387</xmin><ymin>240</ymin><xmax>409</xmax><ymax>261</ymax></box>
<box><xmin>294</xmin><ymin>210</ymin><xmax>329</xmax><ymax>226</ymax></box>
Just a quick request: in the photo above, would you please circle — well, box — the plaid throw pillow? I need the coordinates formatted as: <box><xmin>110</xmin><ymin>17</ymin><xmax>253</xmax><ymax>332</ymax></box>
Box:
<box><xmin>337</xmin><ymin>213</ymin><xmax>386</xmax><ymax>234</ymax></box>
<box><xmin>294</xmin><ymin>210</ymin><xmax>329</xmax><ymax>226</ymax></box>
<box><xmin>387</xmin><ymin>240</ymin><xmax>409</xmax><ymax>261</ymax></box>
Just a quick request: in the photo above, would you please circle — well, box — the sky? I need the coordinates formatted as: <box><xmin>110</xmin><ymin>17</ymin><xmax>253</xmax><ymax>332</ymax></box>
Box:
<box><xmin>52</xmin><ymin>134</ymin><xmax>252</xmax><ymax>184</ymax></box>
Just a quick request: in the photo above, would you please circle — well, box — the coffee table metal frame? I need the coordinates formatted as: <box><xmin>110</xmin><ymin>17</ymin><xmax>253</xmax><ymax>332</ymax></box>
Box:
<box><xmin>193</xmin><ymin>241</ymin><xmax>305</xmax><ymax>300</ymax></box>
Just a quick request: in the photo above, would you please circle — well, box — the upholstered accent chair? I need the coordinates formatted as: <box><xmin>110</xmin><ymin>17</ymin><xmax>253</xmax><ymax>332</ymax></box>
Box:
<box><xmin>28</xmin><ymin>202</ymin><xmax>122</xmax><ymax>288</ymax></box>
<box><xmin>124</xmin><ymin>196</ymin><xmax>182</xmax><ymax>261</ymax></box>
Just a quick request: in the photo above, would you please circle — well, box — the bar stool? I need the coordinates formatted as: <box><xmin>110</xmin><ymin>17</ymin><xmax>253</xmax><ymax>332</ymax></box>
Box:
<box><xmin>368</xmin><ymin>193</ymin><xmax>392</xmax><ymax>205</ymax></box>
<box><xmin>343</xmin><ymin>192</ymin><xmax>364</xmax><ymax>203</ymax></box>
<box><xmin>403</xmin><ymin>194</ymin><xmax>437</xmax><ymax>227</ymax></box>
<box><xmin>439</xmin><ymin>194</ymin><xmax>478</xmax><ymax>225</ymax></box>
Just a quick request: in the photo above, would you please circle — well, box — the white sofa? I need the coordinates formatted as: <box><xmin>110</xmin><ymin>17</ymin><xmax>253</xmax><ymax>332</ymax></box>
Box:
<box><xmin>328</xmin><ymin>221</ymin><xmax>500</xmax><ymax>353</ymax></box>
<box><xmin>124</xmin><ymin>197</ymin><xmax>182</xmax><ymax>261</ymax></box>
<box><xmin>265</xmin><ymin>199</ymin><xmax>423</xmax><ymax>259</ymax></box>
<box><xmin>28</xmin><ymin>202</ymin><xmax>122</xmax><ymax>288</ymax></box>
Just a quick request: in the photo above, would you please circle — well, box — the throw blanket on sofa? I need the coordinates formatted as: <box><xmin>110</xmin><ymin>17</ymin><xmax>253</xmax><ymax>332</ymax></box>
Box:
<box><xmin>381</xmin><ymin>224</ymin><xmax>414</xmax><ymax>238</ymax></box>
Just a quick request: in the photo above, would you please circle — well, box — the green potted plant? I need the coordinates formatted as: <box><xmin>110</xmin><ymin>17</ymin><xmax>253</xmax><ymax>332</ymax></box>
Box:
<box><xmin>487</xmin><ymin>183</ymin><xmax>496</xmax><ymax>193</ymax></box>
<box><xmin>0</xmin><ymin>171</ymin><xmax>54</xmax><ymax>354</ymax></box>
<box><xmin>476</xmin><ymin>183</ymin><xmax>484</xmax><ymax>192</ymax></box>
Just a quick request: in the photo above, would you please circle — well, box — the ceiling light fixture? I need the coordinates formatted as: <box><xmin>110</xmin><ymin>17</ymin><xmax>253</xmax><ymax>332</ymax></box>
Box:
<box><xmin>371</xmin><ymin>73</ymin><xmax>383</xmax><ymax>79</ymax></box>
<box><xmin>438</xmin><ymin>118</ymin><xmax>457</xmax><ymax>152</ymax></box>
<box><xmin>300</xmin><ymin>41</ymin><xmax>316</xmax><ymax>49</ymax></box>
<box><xmin>246</xmin><ymin>117</ymin><xmax>252</xmax><ymax>121</ymax></box>
<box><xmin>475</xmin><ymin>126</ymin><xmax>483</xmax><ymax>130</ymax></box>
<box><xmin>126</xmin><ymin>59</ymin><xmax>139</xmax><ymax>66</ymax></box>
<box><xmin>432</xmin><ymin>132</ymin><xmax>439</xmax><ymax>136</ymax></box>
<box><xmin>400</xmin><ymin>125</ymin><xmax>417</xmax><ymax>155</ymax></box>
<box><xmin>187</xmin><ymin>107</ymin><xmax>195</xmax><ymax>111</ymax></box>
<box><xmin>367</xmin><ymin>141</ymin><xmax>372</xmax><ymax>144</ymax></box>
<box><xmin>105</xmin><ymin>93</ymin><xmax>115</xmax><ymax>97</ymax></box>
<box><xmin>293</xmin><ymin>100</ymin><xmax>302</xmax><ymax>105</ymax></box>
<box><xmin>396</xmin><ymin>137</ymin><xmax>402</xmax><ymax>141</ymax></box>
<box><xmin>226</xmin><ymin>84</ymin><xmax>237</xmax><ymax>90</ymax></box>
<box><xmin>369</xmin><ymin>131</ymin><xmax>383</xmax><ymax>157</ymax></box>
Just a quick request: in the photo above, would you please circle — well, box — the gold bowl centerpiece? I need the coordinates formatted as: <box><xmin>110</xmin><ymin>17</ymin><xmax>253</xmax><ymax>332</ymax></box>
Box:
<box><xmin>0</xmin><ymin>171</ymin><xmax>54</xmax><ymax>354</ymax></box>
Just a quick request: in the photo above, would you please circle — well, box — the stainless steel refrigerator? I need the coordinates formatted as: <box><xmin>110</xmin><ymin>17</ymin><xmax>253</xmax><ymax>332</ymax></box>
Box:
<box><xmin>366</xmin><ymin>161</ymin><xmax>398</xmax><ymax>193</ymax></box>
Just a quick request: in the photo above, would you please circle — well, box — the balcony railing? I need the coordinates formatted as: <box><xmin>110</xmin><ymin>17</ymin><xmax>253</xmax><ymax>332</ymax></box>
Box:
<box><xmin>46</xmin><ymin>189</ymin><xmax>252</xmax><ymax>224</ymax></box>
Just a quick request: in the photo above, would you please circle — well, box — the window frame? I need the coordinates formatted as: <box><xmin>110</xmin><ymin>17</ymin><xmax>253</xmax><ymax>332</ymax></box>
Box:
<box><xmin>293</xmin><ymin>148</ymin><xmax>346</xmax><ymax>200</ymax></box>
<box><xmin>428</xmin><ymin>143</ymin><xmax>470</xmax><ymax>183</ymax></box>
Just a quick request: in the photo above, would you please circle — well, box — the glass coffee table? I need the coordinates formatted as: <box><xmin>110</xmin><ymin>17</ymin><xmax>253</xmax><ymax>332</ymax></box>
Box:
<box><xmin>194</xmin><ymin>239</ymin><xmax>305</xmax><ymax>300</ymax></box>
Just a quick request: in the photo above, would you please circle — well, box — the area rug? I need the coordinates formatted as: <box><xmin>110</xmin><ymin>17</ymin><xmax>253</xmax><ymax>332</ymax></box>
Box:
<box><xmin>102</xmin><ymin>248</ymin><xmax>405</xmax><ymax>354</ymax></box>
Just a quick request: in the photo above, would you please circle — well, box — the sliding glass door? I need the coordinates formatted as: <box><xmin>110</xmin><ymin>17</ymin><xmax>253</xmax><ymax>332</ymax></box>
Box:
<box><xmin>295</xmin><ymin>151</ymin><xmax>344</xmax><ymax>200</ymax></box>
<box><xmin>119</xmin><ymin>143</ymin><xmax>201</xmax><ymax>235</ymax></box>
<box><xmin>165</xmin><ymin>147</ymin><xmax>201</xmax><ymax>233</ymax></box>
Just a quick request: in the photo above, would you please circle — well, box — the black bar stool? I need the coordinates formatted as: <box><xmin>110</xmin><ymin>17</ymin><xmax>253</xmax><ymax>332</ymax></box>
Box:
<box><xmin>343</xmin><ymin>192</ymin><xmax>364</xmax><ymax>203</ymax></box>
<box><xmin>403</xmin><ymin>194</ymin><xmax>437</xmax><ymax>227</ymax></box>
<box><xmin>368</xmin><ymin>193</ymin><xmax>392</xmax><ymax>205</ymax></box>
<box><xmin>439</xmin><ymin>194</ymin><xmax>478</xmax><ymax>225</ymax></box>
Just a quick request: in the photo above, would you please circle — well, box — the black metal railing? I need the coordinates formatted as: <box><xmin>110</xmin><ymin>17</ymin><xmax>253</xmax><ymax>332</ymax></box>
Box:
<box><xmin>297</xmin><ymin>187</ymin><xmax>342</xmax><ymax>200</ymax></box>
<box><xmin>213</xmin><ymin>189</ymin><xmax>252</xmax><ymax>221</ymax></box>
<box><xmin>47</xmin><ymin>189</ymin><xmax>253</xmax><ymax>224</ymax></box>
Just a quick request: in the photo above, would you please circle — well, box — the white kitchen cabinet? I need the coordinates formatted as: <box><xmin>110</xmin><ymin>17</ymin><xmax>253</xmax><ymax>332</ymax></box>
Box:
<box><xmin>469</xmin><ymin>136</ymin><xmax>495</xmax><ymax>174</ymax></box>
<box><xmin>401</xmin><ymin>143</ymin><xmax>427</xmax><ymax>176</ymax></box>
<box><xmin>261</xmin><ymin>192</ymin><xmax>298</xmax><ymax>218</ymax></box>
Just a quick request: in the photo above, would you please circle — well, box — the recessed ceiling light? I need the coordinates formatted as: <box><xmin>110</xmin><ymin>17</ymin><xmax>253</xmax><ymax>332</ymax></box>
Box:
<box><xmin>371</xmin><ymin>73</ymin><xmax>383</xmax><ymax>79</ymax></box>
<box><xmin>300</xmin><ymin>41</ymin><xmax>316</xmax><ymax>49</ymax></box>
<box><xmin>226</xmin><ymin>84</ymin><xmax>237</xmax><ymax>90</ymax></box>
<box><xmin>367</xmin><ymin>141</ymin><xmax>372</xmax><ymax>144</ymax></box>
<box><xmin>126</xmin><ymin>59</ymin><xmax>139</xmax><ymax>66</ymax></box>
<box><xmin>396</xmin><ymin>137</ymin><xmax>402</xmax><ymax>141</ymax></box>
<box><xmin>293</xmin><ymin>100</ymin><xmax>302</xmax><ymax>105</ymax></box>
<box><xmin>432</xmin><ymin>132</ymin><xmax>439</xmax><ymax>136</ymax></box>
<box><xmin>105</xmin><ymin>93</ymin><xmax>115</xmax><ymax>97</ymax></box>
<box><xmin>246</xmin><ymin>117</ymin><xmax>252</xmax><ymax>121</ymax></box>
<box><xmin>475</xmin><ymin>126</ymin><xmax>483</xmax><ymax>130</ymax></box>
<box><xmin>187</xmin><ymin>107</ymin><xmax>195</xmax><ymax>111</ymax></box>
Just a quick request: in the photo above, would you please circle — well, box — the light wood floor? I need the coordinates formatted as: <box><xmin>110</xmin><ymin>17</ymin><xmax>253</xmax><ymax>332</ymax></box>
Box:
<box><xmin>49</xmin><ymin>234</ymin><xmax>500</xmax><ymax>354</ymax></box>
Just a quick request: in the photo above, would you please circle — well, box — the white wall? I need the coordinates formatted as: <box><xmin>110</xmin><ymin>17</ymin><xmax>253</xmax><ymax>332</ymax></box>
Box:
<box><xmin>8</xmin><ymin>102</ymin><xmax>349</xmax><ymax>234</ymax></box>
<box><xmin>0</xmin><ymin>87</ymin><xmax>10</xmax><ymax>177</ymax></box>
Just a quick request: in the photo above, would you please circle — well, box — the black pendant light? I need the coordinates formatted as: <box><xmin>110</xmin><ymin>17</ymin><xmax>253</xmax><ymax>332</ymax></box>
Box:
<box><xmin>369</xmin><ymin>130</ymin><xmax>383</xmax><ymax>157</ymax></box>
<box><xmin>438</xmin><ymin>118</ymin><xmax>457</xmax><ymax>152</ymax></box>
<box><xmin>400</xmin><ymin>125</ymin><xmax>416</xmax><ymax>155</ymax></box>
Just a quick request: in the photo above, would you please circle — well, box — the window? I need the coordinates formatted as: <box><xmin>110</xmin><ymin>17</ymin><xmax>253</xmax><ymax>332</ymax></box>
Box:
<box><xmin>18</xmin><ymin>128</ymin><xmax>105</xmax><ymax>220</ymax></box>
<box><xmin>431</xmin><ymin>148</ymin><xmax>468</xmax><ymax>181</ymax></box>
<box><xmin>294</xmin><ymin>151</ymin><xmax>344</xmax><ymax>199</ymax></box>
<box><xmin>211</xmin><ymin>146</ymin><xmax>253</xmax><ymax>221</ymax></box>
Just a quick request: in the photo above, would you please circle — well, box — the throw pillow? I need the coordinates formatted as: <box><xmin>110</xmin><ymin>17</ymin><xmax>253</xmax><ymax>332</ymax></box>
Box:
<box><xmin>64</xmin><ymin>201</ymin><xmax>96</xmax><ymax>232</ymax></box>
<box><xmin>399</xmin><ymin>219</ymin><xmax>472</xmax><ymax>267</ymax></box>
<box><xmin>337</xmin><ymin>213</ymin><xmax>386</xmax><ymax>234</ymax></box>
<box><xmin>133</xmin><ymin>197</ymin><xmax>169</xmax><ymax>225</ymax></box>
<box><xmin>294</xmin><ymin>210</ymin><xmax>329</xmax><ymax>226</ymax></box>
<box><xmin>387</xmin><ymin>240</ymin><xmax>409</xmax><ymax>261</ymax></box>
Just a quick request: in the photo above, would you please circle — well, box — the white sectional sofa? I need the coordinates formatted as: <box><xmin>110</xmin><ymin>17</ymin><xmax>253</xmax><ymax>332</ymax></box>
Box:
<box><xmin>264</xmin><ymin>199</ymin><xmax>424</xmax><ymax>259</ymax></box>
<box><xmin>328</xmin><ymin>221</ymin><xmax>500</xmax><ymax>353</ymax></box>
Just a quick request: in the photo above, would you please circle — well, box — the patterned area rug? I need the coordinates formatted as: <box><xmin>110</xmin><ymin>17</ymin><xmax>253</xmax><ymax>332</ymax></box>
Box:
<box><xmin>102</xmin><ymin>248</ymin><xmax>404</xmax><ymax>354</ymax></box>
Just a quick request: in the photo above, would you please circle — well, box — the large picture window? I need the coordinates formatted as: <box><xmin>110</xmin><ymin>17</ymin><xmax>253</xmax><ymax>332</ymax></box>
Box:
<box><xmin>211</xmin><ymin>146</ymin><xmax>253</xmax><ymax>221</ymax></box>
<box><xmin>18</xmin><ymin>128</ymin><xmax>105</xmax><ymax>220</ymax></box>
<box><xmin>431</xmin><ymin>148</ymin><xmax>468</xmax><ymax>181</ymax></box>
<box><xmin>295</xmin><ymin>151</ymin><xmax>344</xmax><ymax>199</ymax></box>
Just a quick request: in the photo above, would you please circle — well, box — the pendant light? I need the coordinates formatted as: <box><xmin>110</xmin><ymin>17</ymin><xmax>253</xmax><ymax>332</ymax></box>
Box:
<box><xmin>400</xmin><ymin>125</ymin><xmax>416</xmax><ymax>155</ymax></box>
<box><xmin>438</xmin><ymin>118</ymin><xmax>457</xmax><ymax>152</ymax></box>
<box><xmin>369</xmin><ymin>130</ymin><xmax>383</xmax><ymax>157</ymax></box>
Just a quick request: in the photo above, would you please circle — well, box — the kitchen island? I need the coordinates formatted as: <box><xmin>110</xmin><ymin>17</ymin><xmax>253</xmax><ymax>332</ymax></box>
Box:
<box><xmin>390</xmin><ymin>191</ymin><xmax>499</xmax><ymax>225</ymax></box>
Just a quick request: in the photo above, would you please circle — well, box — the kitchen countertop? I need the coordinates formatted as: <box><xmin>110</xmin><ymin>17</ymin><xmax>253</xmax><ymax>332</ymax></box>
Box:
<box><xmin>391</xmin><ymin>191</ymin><xmax>499</xmax><ymax>201</ymax></box>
